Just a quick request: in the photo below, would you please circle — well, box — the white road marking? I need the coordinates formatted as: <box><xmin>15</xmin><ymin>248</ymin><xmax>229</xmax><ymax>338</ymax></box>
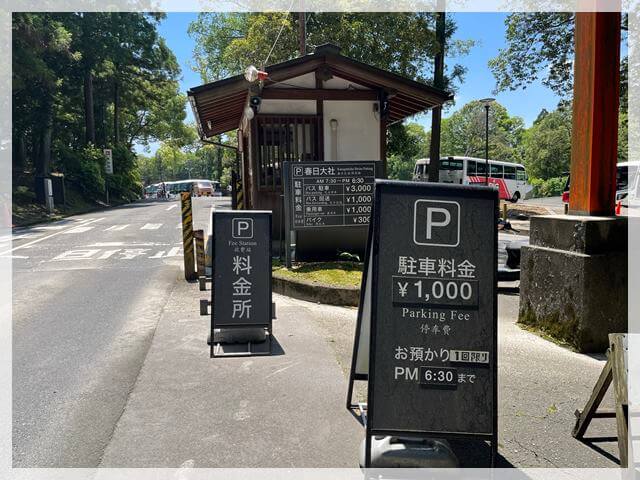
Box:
<box><xmin>89</xmin><ymin>242</ymin><xmax>125</xmax><ymax>247</ymax></box>
<box><xmin>140</xmin><ymin>223</ymin><xmax>162</xmax><ymax>230</ymax></box>
<box><xmin>149</xmin><ymin>251</ymin><xmax>165</xmax><ymax>258</ymax></box>
<box><xmin>12</xmin><ymin>233</ymin><xmax>42</xmax><ymax>240</ymax></box>
<box><xmin>104</xmin><ymin>224</ymin><xmax>129</xmax><ymax>231</ymax></box>
<box><xmin>33</xmin><ymin>225</ymin><xmax>67</xmax><ymax>231</ymax></box>
<box><xmin>0</xmin><ymin>254</ymin><xmax>29</xmax><ymax>259</ymax></box>
<box><xmin>0</xmin><ymin>217</ymin><xmax>104</xmax><ymax>255</ymax></box>
<box><xmin>52</xmin><ymin>249</ymin><xmax>100</xmax><ymax>261</ymax></box>
<box><xmin>166</xmin><ymin>247</ymin><xmax>182</xmax><ymax>257</ymax></box>
<box><xmin>166</xmin><ymin>204</ymin><xmax>178</xmax><ymax>211</ymax></box>
<box><xmin>61</xmin><ymin>226</ymin><xmax>95</xmax><ymax>234</ymax></box>
<box><xmin>97</xmin><ymin>249</ymin><xmax>120</xmax><ymax>259</ymax></box>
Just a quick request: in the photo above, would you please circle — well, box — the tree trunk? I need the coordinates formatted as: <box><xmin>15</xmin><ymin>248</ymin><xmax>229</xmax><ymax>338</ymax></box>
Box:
<box><xmin>84</xmin><ymin>69</ymin><xmax>95</xmax><ymax>145</ymax></box>
<box><xmin>96</xmin><ymin>101</ymin><xmax>105</xmax><ymax>147</ymax></box>
<box><xmin>34</xmin><ymin>97</ymin><xmax>53</xmax><ymax>203</ymax></box>
<box><xmin>428</xmin><ymin>9</ymin><xmax>446</xmax><ymax>183</ymax></box>
<box><xmin>216</xmin><ymin>148</ymin><xmax>223</xmax><ymax>181</ymax></box>
<box><xmin>13</xmin><ymin>133</ymin><xmax>26</xmax><ymax>173</ymax></box>
<box><xmin>113</xmin><ymin>73</ymin><xmax>120</xmax><ymax>145</ymax></box>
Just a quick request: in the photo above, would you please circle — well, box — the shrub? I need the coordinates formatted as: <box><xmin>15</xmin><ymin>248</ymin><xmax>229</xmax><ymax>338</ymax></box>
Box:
<box><xmin>58</xmin><ymin>145</ymin><xmax>105</xmax><ymax>199</ymax></box>
<box><xmin>530</xmin><ymin>176</ymin><xmax>567</xmax><ymax>198</ymax></box>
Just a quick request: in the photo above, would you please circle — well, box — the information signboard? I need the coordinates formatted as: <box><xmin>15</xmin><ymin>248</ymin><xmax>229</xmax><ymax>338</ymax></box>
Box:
<box><xmin>103</xmin><ymin>149</ymin><xmax>113</xmax><ymax>175</ymax></box>
<box><xmin>211</xmin><ymin>210</ymin><xmax>273</xmax><ymax>356</ymax></box>
<box><xmin>285</xmin><ymin>161</ymin><xmax>377</xmax><ymax>229</ymax></box>
<box><xmin>354</xmin><ymin>180</ymin><xmax>498</xmax><ymax>467</ymax></box>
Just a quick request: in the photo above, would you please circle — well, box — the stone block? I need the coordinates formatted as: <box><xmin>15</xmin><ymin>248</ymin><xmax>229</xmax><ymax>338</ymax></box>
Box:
<box><xmin>519</xmin><ymin>215</ymin><xmax>627</xmax><ymax>352</ymax></box>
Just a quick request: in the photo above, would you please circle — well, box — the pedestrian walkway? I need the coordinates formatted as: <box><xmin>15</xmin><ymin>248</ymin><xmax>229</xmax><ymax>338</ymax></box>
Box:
<box><xmin>99</xmin><ymin>285</ymin><xmax>362</xmax><ymax>467</ymax></box>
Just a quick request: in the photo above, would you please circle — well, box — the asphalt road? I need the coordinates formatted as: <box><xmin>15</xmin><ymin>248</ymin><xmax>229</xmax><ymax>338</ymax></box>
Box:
<box><xmin>9</xmin><ymin>196</ymin><xmax>220</xmax><ymax>467</ymax></box>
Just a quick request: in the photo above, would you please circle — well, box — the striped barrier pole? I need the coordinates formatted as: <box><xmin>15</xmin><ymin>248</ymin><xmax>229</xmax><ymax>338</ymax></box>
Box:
<box><xmin>181</xmin><ymin>192</ymin><xmax>197</xmax><ymax>281</ymax></box>
<box><xmin>235</xmin><ymin>174</ymin><xmax>244</xmax><ymax>210</ymax></box>
<box><xmin>194</xmin><ymin>229</ymin><xmax>205</xmax><ymax>277</ymax></box>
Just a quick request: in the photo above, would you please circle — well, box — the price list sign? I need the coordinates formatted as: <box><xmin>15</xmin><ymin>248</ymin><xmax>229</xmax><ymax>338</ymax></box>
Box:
<box><xmin>363</xmin><ymin>180</ymin><xmax>498</xmax><ymax>467</ymax></box>
<box><xmin>288</xmin><ymin>161</ymin><xmax>376</xmax><ymax>229</ymax></box>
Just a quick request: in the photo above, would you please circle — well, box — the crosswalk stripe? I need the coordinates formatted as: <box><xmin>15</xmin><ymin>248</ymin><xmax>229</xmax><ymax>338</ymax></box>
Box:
<box><xmin>104</xmin><ymin>224</ymin><xmax>129</xmax><ymax>231</ymax></box>
<box><xmin>62</xmin><ymin>226</ymin><xmax>95</xmax><ymax>234</ymax></box>
<box><xmin>166</xmin><ymin>204</ymin><xmax>178</xmax><ymax>211</ymax></box>
<box><xmin>141</xmin><ymin>223</ymin><xmax>162</xmax><ymax>230</ymax></box>
<box><xmin>33</xmin><ymin>225</ymin><xmax>66</xmax><ymax>231</ymax></box>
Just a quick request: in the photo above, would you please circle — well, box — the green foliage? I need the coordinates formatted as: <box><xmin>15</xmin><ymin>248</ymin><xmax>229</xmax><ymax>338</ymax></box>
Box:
<box><xmin>440</xmin><ymin>101</ymin><xmax>524</xmax><ymax>162</ymax></box>
<box><xmin>490</xmin><ymin>13</ymin><xmax>628</xmax><ymax>104</ymax></box>
<box><xmin>521</xmin><ymin>107</ymin><xmax>572</xmax><ymax>180</ymax></box>
<box><xmin>530</xmin><ymin>176</ymin><xmax>568</xmax><ymax>198</ymax></box>
<box><xmin>618</xmin><ymin>110</ymin><xmax>628</xmax><ymax>163</ymax></box>
<box><xmin>12</xmin><ymin>12</ymin><xmax>186</xmax><ymax>205</ymax></box>
<box><xmin>59</xmin><ymin>145</ymin><xmax>105</xmax><ymax>198</ymax></box>
<box><xmin>137</xmin><ymin>127</ymin><xmax>238</xmax><ymax>188</ymax></box>
<box><xmin>387</xmin><ymin>122</ymin><xmax>429</xmax><ymax>180</ymax></box>
<box><xmin>189</xmin><ymin>12</ymin><xmax>474</xmax><ymax>90</ymax></box>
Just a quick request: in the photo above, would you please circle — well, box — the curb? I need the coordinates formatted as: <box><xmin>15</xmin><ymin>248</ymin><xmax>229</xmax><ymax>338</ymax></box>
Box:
<box><xmin>272</xmin><ymin>274</ymin><xmax>360</xmax><ymax>307</ymax></box>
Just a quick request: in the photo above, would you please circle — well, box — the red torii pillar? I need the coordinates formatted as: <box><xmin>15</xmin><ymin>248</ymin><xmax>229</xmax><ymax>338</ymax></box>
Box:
<box><xmin>568</xmin><ymin>10</ymin><xmax>621</xmax><ymax>216</ymax></box>
<box><xmin>518</xmin><ymin>8</ymin><xmax>627</xmax><ymax>353</ymax></box>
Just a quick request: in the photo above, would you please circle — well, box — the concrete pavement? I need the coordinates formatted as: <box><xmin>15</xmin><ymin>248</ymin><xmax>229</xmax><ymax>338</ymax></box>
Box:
<box><xmin>11</xmin><ymin>196</ymin><xmax>218</xmax><ymax>467</ymax></box>
<box><xmin>11</xmin><ymin>195</ymin><xmax>623</xmax><ymax>468</ymax></box>
<box><xmin>99</xmin><ymin>285</ymin><xmax>362</xmax><ymax>467</ymax></box>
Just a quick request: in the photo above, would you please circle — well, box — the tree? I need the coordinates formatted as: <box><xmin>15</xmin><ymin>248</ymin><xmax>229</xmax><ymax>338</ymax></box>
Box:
<box><xmin>489</xmin><ymin>13</ymin><xmax>628</xmax><ymax>103</ymax></box>
<box><xmin>387</xmin><ymin>123</ymin><xmax>429</xmax><ymax>180</ymax></box>
<box><xmin>439</xmin><ymin>101</ymin><xmax>524</xmax><ymax>163</ymax></box>
<box><xmin>13</xmin><ymin>13</ymin><xmax>80</xmax><ymax>199</ymax></box>
<box><xmin>189</xmin><ymin>12</ymin><xmax>473</xmax><ymax>89</ymax></box>
<box><xmin>521</xmin><ymin>107</ymin><xmax>572</xmax><ymax>180</ymax></box>
<box><xmin>12</xmin><ymin>13</ymin><xmax>187</xmax><ymax>205</ymax></box>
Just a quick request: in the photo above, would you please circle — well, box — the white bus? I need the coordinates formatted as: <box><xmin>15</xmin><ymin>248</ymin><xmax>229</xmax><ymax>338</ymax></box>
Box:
<box><xmin>413</xmin><ymin>156</ymin><xmax>533</xmax><ymax>202</ymax></box>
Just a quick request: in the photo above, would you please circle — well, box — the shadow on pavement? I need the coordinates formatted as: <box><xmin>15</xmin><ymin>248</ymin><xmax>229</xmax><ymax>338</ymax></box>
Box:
<box><xmin>576</xmin><ymin>437</ymin><xmax>621</xmax><ymax>465</ymax></box>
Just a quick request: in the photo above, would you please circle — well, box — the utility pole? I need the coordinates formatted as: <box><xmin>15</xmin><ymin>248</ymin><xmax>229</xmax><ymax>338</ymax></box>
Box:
<box><xmin>427</xmin><ymin>7</ymin><xmax>446</xmax><ymax>183</ymax></box>
<box><xmin>298</xmin><ymin>9</ymin><xmax>306</xmax><ymax>56</ymax></box>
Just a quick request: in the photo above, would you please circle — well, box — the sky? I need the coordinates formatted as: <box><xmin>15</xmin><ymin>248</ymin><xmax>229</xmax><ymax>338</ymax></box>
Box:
<box><xmin>139</xmin><ymin>12</ymin><xmax>563</xmax><ymax>155</ymax></box>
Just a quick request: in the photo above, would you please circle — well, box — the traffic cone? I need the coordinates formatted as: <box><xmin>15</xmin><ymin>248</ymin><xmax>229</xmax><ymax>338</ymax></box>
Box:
<box><xmin>615</xmin><ymin>200</ymin><xmax>622</xmax><ymax>215</ymax></box>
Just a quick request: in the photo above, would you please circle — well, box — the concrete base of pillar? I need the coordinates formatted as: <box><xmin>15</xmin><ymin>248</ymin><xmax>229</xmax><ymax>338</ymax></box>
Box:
<box><xmin>518</xmin><ymin>215</ymin><xmax>627</xmax><ymax>353</ymax></box>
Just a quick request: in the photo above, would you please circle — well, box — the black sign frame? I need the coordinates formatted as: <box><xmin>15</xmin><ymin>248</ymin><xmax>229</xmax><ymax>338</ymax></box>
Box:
<box><xmin>360</xmin><ymin>180</ymin><xmax>499</xmax><ymax>467</ymax></box>
<box><xmin>210</xmin><ymin>210</ymin><xmax>273</xmax><ymax>357</ymax></box>
<box><xmin>282</xmin><ymin>160</ymin><xmax>381</xmax><ymax>267</ymax></box>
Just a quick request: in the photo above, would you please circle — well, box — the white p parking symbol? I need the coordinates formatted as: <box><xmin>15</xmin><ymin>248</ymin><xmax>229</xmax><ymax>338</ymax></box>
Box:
<box><xmin>425</xmin><ymin>207</ymin><xmax>451</xmax><ymax>240</ymax></box>
<box><xmin>413</xmin><ymin>200</ymin><xmax>460</xmax><ymax>247</ymax></box>
<box><xmin>232</xmin><ymin>218</ymin><xmax>254</xmax><ymax>239</ymax></box>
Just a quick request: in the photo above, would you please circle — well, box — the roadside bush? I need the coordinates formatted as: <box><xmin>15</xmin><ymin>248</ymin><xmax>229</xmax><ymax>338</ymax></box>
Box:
<box><xmin>58</xmin><ymin>145</ymin><xmax>105</xmax><ymax>199</ymax></box>
<box><xmin>107</xmin><ymin>146</ymin><xmax>143</xmax><ymax>201</ymax></box>
<box><xmin>530</xmin><ymin>176</ymin><xmax>567</xmax><ymax>198</ymax></box>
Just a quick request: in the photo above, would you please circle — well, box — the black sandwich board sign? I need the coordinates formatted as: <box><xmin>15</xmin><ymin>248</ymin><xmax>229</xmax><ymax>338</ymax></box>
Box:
<box><xmin>211</xmin><ymin>210</ymin><xmax>273</xmax><ymax>357</ymax></box>
<box><xmin>347</xmin><ymin>180</ymin><xmax>499</xmax><ymax>467</ymax></box>
<box><xmin>282</xmin><ymin>161</ymin><xmax>381</xmax><ymax>266</ymax></box>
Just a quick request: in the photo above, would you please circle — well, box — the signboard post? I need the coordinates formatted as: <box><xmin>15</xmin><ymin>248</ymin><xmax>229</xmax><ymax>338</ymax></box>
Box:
<box><xmin>283</xmin><ymin>161</ymin><xmax>380</xmax><ymax>267</ymax></box>
<box><xmin>103</xmin><ymin>148</ymin><xmax>113</xmax><ymax>204</ymax></box>
<box><xmin>211</xmin><ymin>210</ymin><xmax>274</xmax><ymax>357</ymax></box>
<box><xmin>349</xmin><ymin>180</ymin><xmax>498</xmax><ymax>467</ymax></box>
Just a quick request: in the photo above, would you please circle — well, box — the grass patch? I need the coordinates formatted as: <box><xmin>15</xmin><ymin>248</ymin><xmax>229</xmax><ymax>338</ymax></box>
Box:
<box><xmin>272</xmin><ymin>260</ymin><xmax>363</xmax><ymax>288</ymax></box>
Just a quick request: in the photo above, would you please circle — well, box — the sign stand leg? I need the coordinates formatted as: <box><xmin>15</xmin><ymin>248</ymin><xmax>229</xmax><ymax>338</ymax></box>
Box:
<box><xmin>364</xmin><ymin>431</ymin><xmax>372</xmax><ymax>469</ymax></box>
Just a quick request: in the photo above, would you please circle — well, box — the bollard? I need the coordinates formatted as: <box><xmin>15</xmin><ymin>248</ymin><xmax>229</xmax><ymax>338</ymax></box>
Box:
<box><xmin>502</xmin><ymin>202</ymin><xmax>508</xmax><ymax>221</ymax></box>
<box><xmin>180</xmin><ymin>192</ymin><xmax>197</xmax><ymax>281</ymax></box>
<box><xmin>194</xmin><ymin>229</ymin><xmax>205</xmax><ymax>276</ymax></box>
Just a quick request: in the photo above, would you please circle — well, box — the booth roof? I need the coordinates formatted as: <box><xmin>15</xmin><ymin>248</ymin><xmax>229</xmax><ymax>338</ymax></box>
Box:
<box><xmin>188</xmin><ymin>43</ymin><xmax>454</xmax><ymax>138</ymax></box>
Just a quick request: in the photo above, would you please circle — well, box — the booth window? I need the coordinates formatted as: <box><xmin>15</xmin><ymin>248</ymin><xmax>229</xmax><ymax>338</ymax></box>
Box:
<box><xmin>255</xmin><ymin>115</ymin><xmax>321</xmax><ymax>190</ymax></box>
